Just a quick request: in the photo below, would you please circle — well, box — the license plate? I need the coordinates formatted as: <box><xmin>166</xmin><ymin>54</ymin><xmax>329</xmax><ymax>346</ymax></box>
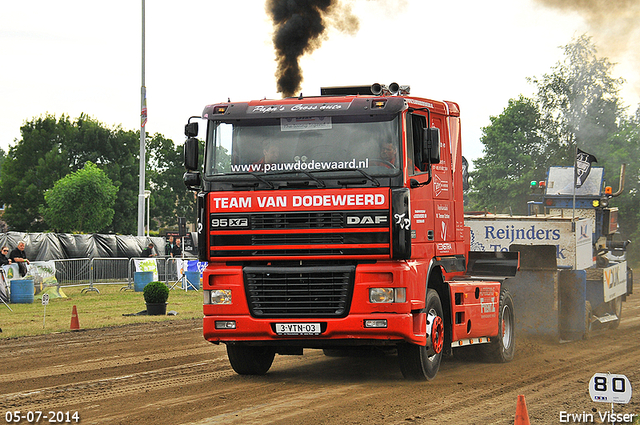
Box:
<box><xmin>275</xmin><ymin>323</ymin><xmax>321</xmax><ymax>336</ymax></box>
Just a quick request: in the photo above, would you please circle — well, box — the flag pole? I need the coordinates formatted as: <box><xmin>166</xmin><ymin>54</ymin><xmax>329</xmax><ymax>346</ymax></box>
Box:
<box><xmin>572</xmin><ymin>144</ymin><xmax>577</xmax><ymax>270</ymax></box>
<box><xmin>572</xmin><ymin>143</ymin><xmax>577</xmax><ymax>224</ymax></box>
<box><xmin>137</xmin><ymin>0</ymin><xmax>147</xmax><ymax>236</ymax></box>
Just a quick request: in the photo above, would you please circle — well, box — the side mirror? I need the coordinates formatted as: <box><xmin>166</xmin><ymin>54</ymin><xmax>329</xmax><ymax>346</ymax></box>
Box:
<box><xmin>422</xmin><ymin>128</ymin><xmax>440</xmax><ymax>164</ymax></box>
<box><xmin>183</xmin><ymin>171</ymin><xmax>201</xmax><ymax>191</ymax></box>
<box><xmin>185</xmin><ymin>122</ymin><xmax>199</xmax><ymax>138</ymax></box>
<box><xmin>184</xmin><ymin>137</ymin><xmax>199</xmax><ymax>171</ymax></box>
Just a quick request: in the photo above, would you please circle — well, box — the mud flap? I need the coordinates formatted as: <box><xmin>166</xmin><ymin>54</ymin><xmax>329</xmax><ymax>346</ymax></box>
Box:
<box><xmin>558</xmin><ymin>270</ymin><xmax>587</xmax><ymax>341</ymax></box>
<box><xmin>502</xmin><ymin>245</ymin><xmax>558</xmax><ymax>338</ymax></box>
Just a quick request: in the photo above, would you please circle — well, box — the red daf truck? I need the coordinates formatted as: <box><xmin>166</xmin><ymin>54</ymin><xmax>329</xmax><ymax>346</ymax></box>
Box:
<box><xmin>183</xmin><ymin>83</ymin><xmax>518</xmax><ymax>380</ymax></box>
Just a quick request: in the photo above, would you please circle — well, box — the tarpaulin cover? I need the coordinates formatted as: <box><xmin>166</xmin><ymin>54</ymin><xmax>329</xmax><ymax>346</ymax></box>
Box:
<box><xmin>0</xmin><ymin>231</ymin><xmax>197</xmax><ymax>261</ymax></box>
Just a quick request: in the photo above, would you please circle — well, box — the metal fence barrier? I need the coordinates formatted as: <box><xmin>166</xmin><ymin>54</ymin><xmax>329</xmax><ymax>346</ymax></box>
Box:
<box><xmin>121</xmin><ymin>257</ymin><xmax>181</xmax><ymax>291</ymax></box>
<box><xmin>47</xmin><ymin>257</ymin><xmax>190</xmax><ymax>293</ymax></box>
<box><xmin>52</xmin><ymin>258</ymin><xmax>92</xmax><ymax>287</ymax></box>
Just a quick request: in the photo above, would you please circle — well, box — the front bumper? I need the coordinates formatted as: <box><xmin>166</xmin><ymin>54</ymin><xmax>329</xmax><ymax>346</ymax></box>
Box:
<box><xmin>203</xmin><ymin>312</ymin><xmax>426</xmax><ymax>346</ymax></box>
<box><xmin>202</xmin><ymin>260</ymin><xmax>429</xmax><ymax>347</ymax></box>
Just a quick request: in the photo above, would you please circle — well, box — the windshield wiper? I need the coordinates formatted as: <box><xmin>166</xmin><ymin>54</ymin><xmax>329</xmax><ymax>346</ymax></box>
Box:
<box><xmin>340</xmin><ymin>168</ymin><xmax>380</xmax><ymax>187</ymax></box>
<box><xmin>298</xmin><ymin>171</ymin><xmax>326</xmax><ymax>187</ymax></box>
<box><xmin>231</xmin><ymin>172</ymin><xmax>275</xmax><ymax>189</ymax></box>
<box><xmin>292</xmin><ymin>168</ymin><xmax>380</xmax><ymax>187</ymax></box>
<box><xmin>261</xmin><ymin>170</ymin><xmax>327</xmax><ymax>187</ymax></box>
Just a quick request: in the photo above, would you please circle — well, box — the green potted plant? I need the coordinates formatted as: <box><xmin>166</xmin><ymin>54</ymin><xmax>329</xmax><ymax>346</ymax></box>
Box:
<box><xmin>143</xmin><ymin>281</ymin><xmax>169</xmax><ymax>315</ymax></box>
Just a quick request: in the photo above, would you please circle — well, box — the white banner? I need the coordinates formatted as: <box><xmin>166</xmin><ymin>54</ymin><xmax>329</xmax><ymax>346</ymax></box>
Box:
<box><xmin>175</xmin><ymin>259</ymin><xmax>206</xmax><ymax>276</ymax></box>
<box><xmin>2</xmin><ymin>264</ymin><xmax>20</xmax><ymax>280</ymax></box>
<box><xmin>467</xmin><ymin>217</ymin><xmax>594</xmax><ymax>269</ymax></box>
<box><xmin>603</xmin><ymin>261</ymin><xmax>627</xmax><ymax>302</ymax></box>
<box><xmin>134</xmin><ymin>258</ymin><xmax>158</xmax><ymax>281</ymax></box>
<box><xmin>28</xmin><ymin>260</ymin><xmax>58</xmax><ymax>294</ymax></box>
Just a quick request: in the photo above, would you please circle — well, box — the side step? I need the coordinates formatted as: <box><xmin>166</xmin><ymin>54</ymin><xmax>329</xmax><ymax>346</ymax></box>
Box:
<box><xmin>452</xmin><ymin>337</ymin><xmax>492</xmax><ymax>348</ymax></box>
<box><xmin>592</xmin><ymin>313</ymin><xmax>619</xmax><ymax>324</ymax></box>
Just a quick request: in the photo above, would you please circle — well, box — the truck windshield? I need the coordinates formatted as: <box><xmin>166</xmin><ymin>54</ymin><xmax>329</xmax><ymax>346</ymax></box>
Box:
<box><xmin>204</xmin><ymin>115</ymin><xmax>400</xmax><ymax>177</ymax></box>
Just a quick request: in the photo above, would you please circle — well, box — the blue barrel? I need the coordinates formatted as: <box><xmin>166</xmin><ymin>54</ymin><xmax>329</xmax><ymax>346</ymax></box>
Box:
<box><xmin>185</xmin><ymin>271</ymin><xmax>200</xmax><ymax>290</ymax></box>
<box><xmin>134</xmin><ymin>271</ymin><xmax>154</xmax><ymax>292</ymax></box>
<box><xmin>10</xmin><ymin>279</ymin><xmax>34</xmax><ymax>304</ymax></box>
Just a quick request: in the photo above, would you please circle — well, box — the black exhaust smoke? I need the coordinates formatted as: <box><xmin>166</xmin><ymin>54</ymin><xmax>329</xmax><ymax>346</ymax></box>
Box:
<box><xmin>533</xmin><ymin>0</ymin><xmax>640</xmax><ymax>96</ymax></box>
<box><xmin>266</xmin><ymin>0</ymin><xmax>358</xmax><ymax>98</ymax></box>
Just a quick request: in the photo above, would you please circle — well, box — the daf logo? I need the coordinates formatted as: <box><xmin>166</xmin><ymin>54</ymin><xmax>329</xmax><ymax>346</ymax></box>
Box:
<box><xmin>346</xmin><ymin>215</ymin><xmax>388</xmax><ymax>225</ymax></box>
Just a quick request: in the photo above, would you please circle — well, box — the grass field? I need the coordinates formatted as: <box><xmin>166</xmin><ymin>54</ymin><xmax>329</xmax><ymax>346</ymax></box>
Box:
<box><xmin>0</xmin><ymin>283</ymin><xmax>203</xmax><ymax>339</ymax></box>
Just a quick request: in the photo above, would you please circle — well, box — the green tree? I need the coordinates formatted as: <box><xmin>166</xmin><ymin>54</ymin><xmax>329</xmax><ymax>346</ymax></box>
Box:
<box><xmin>469</xmin><ymin>96</ymin><xmax>549</xmax><ymax>214</ymax></box>
<box><xmin>530</xmin><ymin>35</ymin><xmax>640</xmax><ymax>264</ymax></box>
<box><xmin>146</xmin><ymin>133</ymin><xmax>196</xmax><ymax>229</ymax></box>
<box><xmin>41</xmin><ymin>162</ymin><xmax>118</xmax><ymax>233</ymax></box>
<box><xmin>470</xmin><ymin>35</ymin><xmax>640</xmax><ymax>265</ymax></box>
<box><xmin>470</xmin><ymin>35</ymin><xmax>628</xmax><ymax>214</ymax></box>
<box><xmin>0</xmin><ymin>114</ymin><xmax>139</xmax><ymax>233</ymax></box>
<box><xmin>529</xmin><ymin>34</ymin><xmax>625</xmax><ymax>163</ymax></box>
<box><xmin>606</xmin><ymin>110</ymin><xmax>640</xmax><ymax>263</ymax></box>
<box><xmin>0</xmin><ymin>114</ymin><xmax>77</xmax><ymax>231</ymax></box>
<box><xmin>0</xmin><ymin>147</ymin><xmax>7</xmax><ymax>232</ymax></box>
<box><xmin>67</xmin><ymin>114</ymin><xmax>139</xmax><ymax>234</ymax></box>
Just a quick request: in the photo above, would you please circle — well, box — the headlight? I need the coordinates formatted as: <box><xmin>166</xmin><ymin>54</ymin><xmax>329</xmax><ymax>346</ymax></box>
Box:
<box><xmin>204</xmin><ymin>289</ymin><xmax>232</xmax><ymax>305</ymax></box>
<box><xmin>369</xmin><ymin>287</ymin><xmax>406</xmax><ymax>303</ymax></box>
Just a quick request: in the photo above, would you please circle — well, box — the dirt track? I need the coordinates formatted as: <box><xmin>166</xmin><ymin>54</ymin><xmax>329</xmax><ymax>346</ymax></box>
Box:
<box><xmin>1</xmin><ymin>295</ymin><xmax>639</xmax><ymax>425</ymax></box>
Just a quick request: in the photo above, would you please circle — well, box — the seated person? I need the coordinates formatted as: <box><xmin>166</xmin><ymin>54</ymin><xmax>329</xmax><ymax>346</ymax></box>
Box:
<box><xmin>0</xmin><ymin>247</ymin><xmax>11</xmax><ymax>266</ymax></box>
<box><xmin>376</xmin><ymin>142</ymin><xmax>421</xmax><ymax>173</ymax></box>
<box><xmin>9</xmin><ymin>241</ymin><xmax>29</xmax><ymax>277</ymax></box>
<box><xmin>252</xmin><ymin>142</ymin><xmax>280</xmax><ymax>171</ymax></box>
<box><xmin>371</xmin><ymin>142</ymin><xmax>398</xmax><ymax>168</ymax></box>
<box><xmin>380</xmin><ymin>142</ymin><xmax>398</xmax><ymax>166</ymax></box>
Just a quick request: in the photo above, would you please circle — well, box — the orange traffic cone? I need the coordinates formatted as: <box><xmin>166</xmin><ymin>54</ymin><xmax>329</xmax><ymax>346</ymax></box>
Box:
<box><xmin>514</xmin><ymin>394</ymin><xmax>531</xmax><ymax>425</ymax></box>
<box><xmin>70</xmin><ymin>305</ymin><xmax>80</xmax><ymax>330</ymax></box>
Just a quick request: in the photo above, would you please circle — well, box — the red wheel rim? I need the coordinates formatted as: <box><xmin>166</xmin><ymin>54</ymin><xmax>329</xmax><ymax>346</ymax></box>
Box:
<box><xmin>431</xmin><ymin>316</ymin><xmax>444</xmax><ymax>354</ymax></box>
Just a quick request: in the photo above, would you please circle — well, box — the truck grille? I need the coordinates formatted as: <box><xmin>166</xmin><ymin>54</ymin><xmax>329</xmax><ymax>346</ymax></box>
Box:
<box><xmin>252</xmin><ymin>212</ymin><xmax>343</xmax><ymax>229</ymax></box>
<box><xmin>244</xmin><ymin>265</ymin><xmax>354</xmax><ymax>318</ymax></box>
<box><xmin>209</xmin><ymin>210</ymin><xmax>390</xmax><ymax>259</ymax></box>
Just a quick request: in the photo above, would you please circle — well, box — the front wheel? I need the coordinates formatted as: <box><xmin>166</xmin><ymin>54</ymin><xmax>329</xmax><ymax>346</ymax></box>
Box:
<box><xmin>397</xmin><ymin>289</ymin><xmax>445</xmax><ymax>380</ymax></box>
<box><xmin>226</xmin><ymin>344</ymin><xmax>275</xmax><ymax>375</ymax></box>
<box><xmin>482</xmin><ymin>289</ymin><xmax>515</xmax><ymax>362</ymax></box>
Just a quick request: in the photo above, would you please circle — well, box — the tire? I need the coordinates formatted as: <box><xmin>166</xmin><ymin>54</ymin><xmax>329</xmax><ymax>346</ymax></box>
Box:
<box><xmin>398</xmin><ymin>289</ymin><xmax>445</xmax><ymax>381</ymax></box>
<box><xmin>609</xmin><ymin>296</ymin><xmax>623</xmax><ymax>330</ymax></box>
<box><xmin>226</xmin><ymin>344</ymin><xmax>275</xmax><ymax>375</ymax></box>
<box><xmin>584</xmin><ymin>300</ymin><xmax>593</xmax><ymax>339</ymax></box>
<box><xmin>482</xmin><ymin>289</ymin><xmax>515</xmax><ymax>363</ymax></box>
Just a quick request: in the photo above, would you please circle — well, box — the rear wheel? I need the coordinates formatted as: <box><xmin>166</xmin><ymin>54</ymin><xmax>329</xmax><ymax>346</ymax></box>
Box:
<box><xmin>482</xmin><ymin>289</ymin><xmax>515</xmax><ymax>362</ymax></box>
<box><xmin>584</xmin><ymin>300</ymin><xmax>594</xmax><ymax>339</ymax></box>
<box><xmin>608</xmin><ymin>296</ymin><xmax>623</xmax><ymax>329</ymax></box>
<box><xmin>226</xmin><ymin>344</ymin><xmax>275</xmax><ymax>375</ymax></box>
<box><xmin>398</xmin><ymin>289</ymin><xmax>444</xmax><ymax>380</ymax></box>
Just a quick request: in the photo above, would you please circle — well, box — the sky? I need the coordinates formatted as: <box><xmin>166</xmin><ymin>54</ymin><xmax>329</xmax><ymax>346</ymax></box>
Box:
<box><xmin>1</xmin><ymin>0</ymin><xmax>639</xmax><ymax>165</ymax></box>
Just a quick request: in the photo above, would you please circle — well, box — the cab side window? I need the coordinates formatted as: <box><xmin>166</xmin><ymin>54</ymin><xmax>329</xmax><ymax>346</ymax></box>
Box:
<box><xmin>407</xmin><ymin>113</ymin><xmax>427</xmax><ymax>174</ymax></box>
